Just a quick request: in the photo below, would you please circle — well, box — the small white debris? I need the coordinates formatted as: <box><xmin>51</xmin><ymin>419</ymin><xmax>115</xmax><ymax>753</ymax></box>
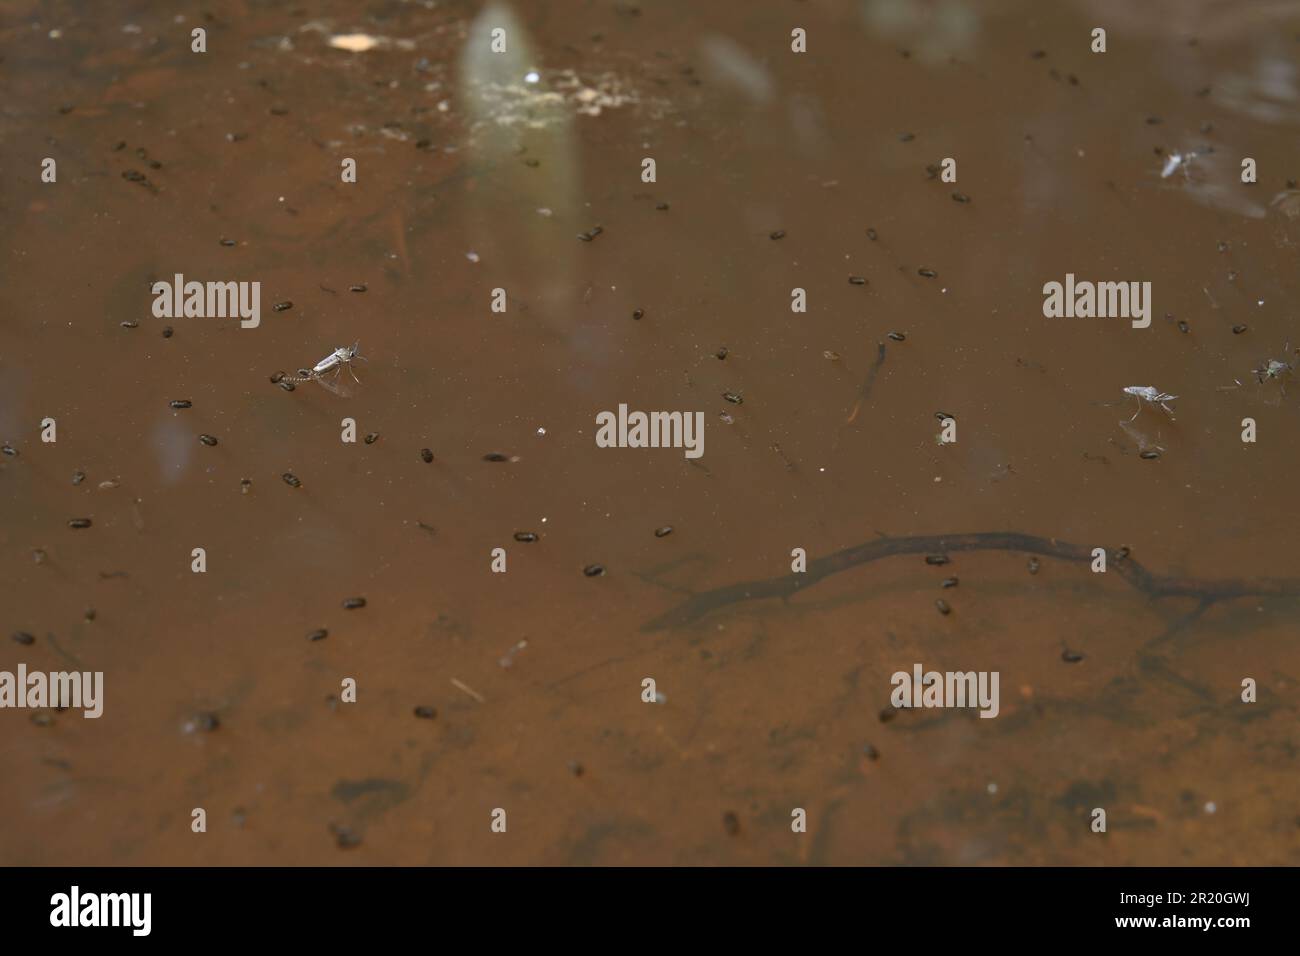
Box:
<box><xmin>465</xmin><ymin>251</ymin><xmax>480</xmax><ymax>263</ymax></box>
<box><xmin>329</xmin><ymin>34</ymin><xmax>380</xmax><ymax>52</ymax></box>
<box><xmin>987</xmin><ymin>782</ymin><xmax>998</xmax><ymax>795</ymax></box>
<box><xmin>524</xmin><ymin>70</ymin><xmax>540</xmax><ymax>84</ymax></box>
<box><xmin>1204</xmin><ymin>801</ymin><xmax>1217</xmax><ymax>814</ymax></box>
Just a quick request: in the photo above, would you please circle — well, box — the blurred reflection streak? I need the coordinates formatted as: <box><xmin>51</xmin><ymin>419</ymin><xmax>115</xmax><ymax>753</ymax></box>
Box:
<box><xmin>859</xmin><ymin>0</ymin><xmax>981</xmax><ymax>64</ymax></box>
<box><xmin>458</xmin><ymin>2</ymin><xmax>578</xmax><ymax>319</ymax></box>
<box><xmin>152</xmin><ymin>418</ymin><xmax>193</xmax><ymax>484</ymax></box>
<box><xmin>699</xmin><ymin>35</ymin><xmax>773</xmax><ymax>104</ymax></box>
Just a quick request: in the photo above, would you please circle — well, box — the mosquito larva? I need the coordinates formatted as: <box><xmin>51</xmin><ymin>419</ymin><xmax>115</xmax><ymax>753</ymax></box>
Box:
<box><xmin>632</xmin><ymin>309</ymin><xmax>644</xmax><ymax>320</ymax></box>
<box><xmin>349</xmin><ymin>284</ymin><xmax>367</xmax><ymax>292</ymax></box>
<box><xmin>483</xmin><ymin>453</ymin><xmax>509</xmax><ymax>462</ymax></box>
<box><xmin>198</xmin><ymin>434</ymin><xmax>218</xmax><ymax>446</ymax></box>
<box><xmin>888</xmin><ymin>331</ymin><xmax>906</xmax><ymax>341</ymax></box>
<box><xmin>655</xmin><ymin>526</ymin><xmax>674</xmax><ymax>538</ymax></box>
<box><xmin>583</xmin><ymin>564</ymin><xmax>606</xmax><ymax>577</ymax></box>
<box><xmin>342</xmin><ymin>597</ymin><xmax>366</xmax><ymax>610</ymax></box>
<box><xmin>272</xmin><ymin>301</ymin><xmax>293</xmax><ymax>312</ymax></box>
<box><xmin>72</xmin><ymin>471</ymin><xmax>86</xmax><ymax>485</ymax></box>
<box><xmin>1061</xmin><ymin>649</ymin><xmax>1085</xmax><ymax>663</ymax></box>
<box><xmin>413</xmin><ymin>706</ymin><xmax>438</xmax><ymax>720</ymax></box>
<box><xmin>513</xmin><ymin>532</ymin><xmax>539</xmax><ymax>542</ymax></box>
<box><xmin>722</xmin><ymin>391</ymin><xmax>743</xmax><ymax>405</ymax></box>
<box><xmin>769</xmin><ymin>230</ymin><xmax>786</xmax><ymax>240</ymax></box>
<box><xmin>68</xmin><ymin>518</ymin><xmax>92</xmax><ymax>529</ymax></box>
<box><xmin>364</xmin><ymin>433</ymin><xmax>379</xmax><ymax>445</ymax></box>
<box><xmin>1232</xmin><ymin>324</ymin><xmax>1247</xmax><ymax>334</ymax></box>
<box><xmin>925</xmin><ymin>555</ymin><xmax>950</xmax><ymax>566</ymax></box>
<box><xmin>12</xmin><ymin>632</ymin><xmax>35</xmax><ymax>646</ymax></box>
<box><xmin>420</xmin><ymin>448</ymin><xmax>434</xmax><ymax>463</ymax></box>
<box><xmin>918</xmin><ymin>268</ymin><xmax>937</xmax><ymax>278</ymax></box>
<box><xmin>169</xmin><ymin>400</ymin><xmax>192</xmax><ymax>409</ymax></box>
<box><xmin>941</xmin><ymin>577</ymin><xmax>958</xmax><ymax>588</ymax></box>
<box><xmin>936</xmin><ymin>599</ymin><xmax>952</xmax><ymax>615</ymax></box>
<box><xmin>848</xmin><ymin>275</ymin><xmax>867</xmax><ymax>286</ymax></box>
<box><xmin>282</xmin><ymin>472</ymin><xmax>301</xmax><ymax>487</ymax></box>
<box><xmin>307</xmin><ymin>629</ymin><xmax>328</xmax><ymax>642</ymax></box>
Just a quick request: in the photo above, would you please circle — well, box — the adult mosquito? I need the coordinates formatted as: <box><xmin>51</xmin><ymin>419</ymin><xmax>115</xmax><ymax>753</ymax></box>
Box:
<box><xmin>279</xmin><ymin>343</ymin><xmax>367</xmax><ymax>396</ymax></box>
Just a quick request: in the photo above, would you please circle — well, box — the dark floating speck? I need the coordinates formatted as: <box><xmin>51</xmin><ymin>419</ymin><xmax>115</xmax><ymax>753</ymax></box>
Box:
<box><xmin>722</xmin><ymin>391</ymin><xmax>743</xmax><ymax>405</ymax></box>
<box><xmin>924</xmin><ymin>554</ymin><xmax>950</xmax><ymax>566</ymax></box>
<box><xmin>364</xmin><ymin>433</ymin><xmax>380</xmax><ymax>445</ymax></box>
<box><xmin>198</xmin><ymin>434</ymin><xmax>218</xmax><ymax>447</ymax></box>
<box><xmin>918</xmin><ymin>268</ymin><xmax>937</xmax><ymax>278</ymax></box>
<box><xmin>941</xmin><ymin>577</ymin><xmax>959</xmax><ymax>589</ymax></box>
<box><xmin>112</xmin><ymin>141</ymin><xmax>126</xmax><ymax>151</ymax></box>
<box><xmin>898</xmin><ymin>132</ymin><xmax>915</xmax><ymax>142</ymax></box>
<box><xmin>1029</xmin><ymin>49</ymin><xmax>1046</xmax><ymax>59</ymax></box>
<box><xmin>483</xmin><ymin>452</ymin><xmax>509</xmax><ymax>462</ymax></box>
<box><xmin>84</xmin><ymin>608</ymin><xmax>96</xmax><ymax>621</ymax></box>
<box><xmin>307</xmin><ymin>628</ymin><xmax>328</xmax><ymax>642</ymax></box>
<box><xmin>863</xmin><ymin>744</ymin><xmax>881</xmax><ymax>761</ymax></box>
<box><xmin>169</xmin><ymin>400</ymin><xmax>192</xmax><ymax>409</ymax></box>
<box><xmin>282</xmin><ymin>472</ymin><xmax>302</xmax><ymax>487</ymax></box>
<box><xmin>219</xmin><ymin>238</ymin><xmax>237</xmax><ymax>247</ymax></box>
<box><xmin>272</xmin><ymin>301</ymin><xmax>293</xmax><ymax>313</ymax></box>
<box><xmin>1140</xmin><ymin>449</ymin><xmax>1161</xmax><ymax>460</ymax></box>
<box><xmin>72</xmin><ymin>471</ymin><xmax>86</xmax><ymax>485</ymax></box>
<box><xmin>331</xmin><ymin>826</ymin><xmax>362</xmax><ymax>850</ymax></box>
<box><xmin>936</xmin><ymin>599</ymin><xmax>952</xmax><ymax>615</ymax></box>
<box><xmin>1</xmin><ymin>444</ymin><xmax>17</xmax><ymax>457</ymax></box>
<box><xmin>120</xmin><ymin>320</ymin><xmax>139</xmax><ymax>328</ymax></box>
<box><xmin>1216</xmin><ymin>241</ymin><xmax>1229</xmax><ymax>253</ymax></box>
<box><xmin>722</xmin><ymin>811</ymin><xmax>741</xmax><ymax>836</ymax></box>
<box><xmin>1061</xmin><ymin>649</ymin><xmax>1085</xmax><ymax>663</ymax></box>
<box><xmin>342</xmin><ymin>597</ymin><xmax>367</xmax><ymax>610</ymax></box>
<box><xmin>195</xmin><ymin>712</ymin><xmax>220</xmax><ymax>732</ymax></box>
<box><xmin>715</xmin><ymin>347</ymin><xmax>728</xmax><ymax>360</ymax></box>
<box><xmin>1178</xmin><ymin>320</ymin><xmax>1190</xmax><ymax>333</ymax></box>
<box><xmin>879</xmin><ymin>707</ymin><xmax>896</xmax><ymax>723</ymax></box>
<box><xmin>654</xmin><ymin>525</ymin><xmax>673</xmax><ymax>538</ymax></box>
<box><xmin>1232</xmin><ymin>324</ymin><xmax>1247</xmax><ymax>334</ymax></box>
<box><xmin>848</xmin><ymin>275</ymin><xmax>867</xmax><ymax>285</ymax></box>
<box><xmin>161</xmin><ymin>326</ymin><xmax>174</xmax><ymax>338</ymax></box>
<box><xmin>655</xmin><ymin>202</ymin><xmax>669</xmax><ymax>210</ymax></box>
<box><xmin>577</xmin><ymin>225</ymin><xmax>604</xmax><ymax>241</ymax></box>
<box><xmin>240</xmin><ymin>478</ymin><xmax>252</xmax><ymax>494</ymax></box>
<box><xmin>1028</xmin><ymin>557</ymin><xmax>1040</xmax><ymax>575</ymax></box>
<box><xmin>1145</xmin><ymin>115</ymin><xmax>1162</xmax><ymax>125</ymax></box>
<box><xmin>568</xmin><ymin>760</ymin><xmax>585</xmax><ymax>777</ymax></box>
<box><xmin>583</xmin><ymin>564</ymin><xmax>606</xmax><ymax>577</ymax></box>
<box><xmin>12</xmin><ymin>631</ymin><xmax>35</xmax><ymax>646</ymax></box>
<box><xmin>413</xmin><ymin>705</ymin><xmax>438</xmax><ymax>720</ymax></box>
<box><xmin>121</xmin><ymin>169</ymin><xmax>146</xmax><ymax>182</ymax></box>
<box><xmin>420</xmin><ymin>448</ymin><xmax>434</xmax><ymax>463</ymax></box>
<box><xmin>866</xmin><ymin>227</ymin><xmax>878</xmax><ymax>240</ymax></box>
<box><xmin>513</xmin><ymin>532</ymin><xmax>539</xmax><ymax>542</ymax></box>
<box><xmin>952</xmin><ymin>192</ymin><xmax>970</xmax><ymax>203</ymax></box>
<box><xmin>887</xmin><ymin>331</ymin><xmax>906</xmax><ymax>342</ymax></box>
<box><xmin>632</xmin><ymin>308</ymin><xmax>644</xmax><ymax>320</ymax></box>
<box><xmin>68</xmin><ymin>518</ymin><xmax>92</xmax><ymax>529</ymax></box>
<box><xmin>769</xmin><ymin>229</ymin><xmax>785</xmax><ymax>240</ymax></box>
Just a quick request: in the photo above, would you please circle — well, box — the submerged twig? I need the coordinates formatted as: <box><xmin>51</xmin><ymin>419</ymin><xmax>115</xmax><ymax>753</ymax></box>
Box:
<box><xmin>642</xmin><ymin>531</ymin><xmax>1300</xmax><ymax>631</ymax></box>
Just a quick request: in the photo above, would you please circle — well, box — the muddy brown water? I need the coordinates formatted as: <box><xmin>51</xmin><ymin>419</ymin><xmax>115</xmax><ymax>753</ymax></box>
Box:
<box><xmin>2</xmin><ymin>0</ymin><xmax>1299</xmax><ymax>865</ymax></box>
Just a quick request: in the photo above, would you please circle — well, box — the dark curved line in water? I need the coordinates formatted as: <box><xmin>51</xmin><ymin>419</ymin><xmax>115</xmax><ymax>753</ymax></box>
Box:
<box><xmin>642</xmin><ymin>532</ymin><xmax>1300</xmax><ymax>631</ymax></box>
